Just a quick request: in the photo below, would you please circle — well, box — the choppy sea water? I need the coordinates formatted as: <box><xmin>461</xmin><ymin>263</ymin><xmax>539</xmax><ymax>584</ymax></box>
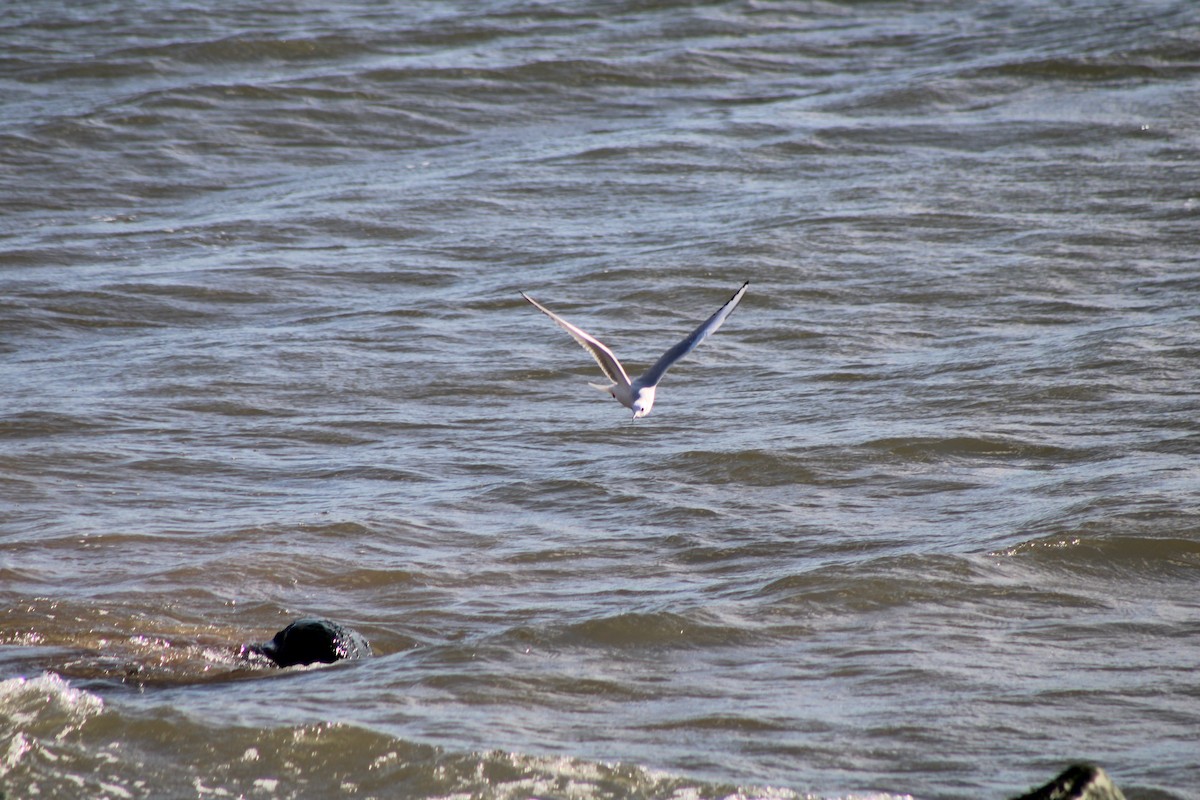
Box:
<box><xmin>2</xmin><ymin>1</ymin><xmax>1198</xmax><ymax>798</ymax></box>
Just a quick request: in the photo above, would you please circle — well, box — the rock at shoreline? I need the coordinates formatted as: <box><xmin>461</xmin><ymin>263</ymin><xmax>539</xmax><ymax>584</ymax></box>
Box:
<box><xmin>1010</xmin><ymin>764</ymin><xmax>1125</xmax><ymax>800</ymax></box>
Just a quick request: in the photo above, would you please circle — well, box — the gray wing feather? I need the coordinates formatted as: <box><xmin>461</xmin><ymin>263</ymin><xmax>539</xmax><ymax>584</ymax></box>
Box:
<box><xmin>637</xmin><ymin>281</ymin><xmax>748</xmax><ymax>388</ymax></box>
<box><xmin>521</xmin><ymin>292</ymin><xmax>632</xmax><ymax>387</ymax></box>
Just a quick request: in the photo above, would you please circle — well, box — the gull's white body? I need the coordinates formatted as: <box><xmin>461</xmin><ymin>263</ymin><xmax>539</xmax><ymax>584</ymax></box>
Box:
<box><xmin>520</xmin><ymin>281</ymin><xmax>749</xmax><ymax>418</ymax></box>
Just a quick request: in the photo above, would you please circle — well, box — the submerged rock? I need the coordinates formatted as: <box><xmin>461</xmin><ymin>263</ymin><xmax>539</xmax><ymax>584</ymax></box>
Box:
<box><xmin>243</xmin><ymin>618</ymin><xmax>372</xmax><ymax>668</ymax></box>
<box><xmin>1010</xmin><ymin>764</ymin><xmax>1125</xmax><ymax>800</ymax></box>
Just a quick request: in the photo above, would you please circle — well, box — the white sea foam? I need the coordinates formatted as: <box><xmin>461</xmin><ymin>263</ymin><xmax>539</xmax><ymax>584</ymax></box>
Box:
<box><xmin>0</xmin><ymin>673</ymin><xmax>104</xmax><ymax>779</ymax></box>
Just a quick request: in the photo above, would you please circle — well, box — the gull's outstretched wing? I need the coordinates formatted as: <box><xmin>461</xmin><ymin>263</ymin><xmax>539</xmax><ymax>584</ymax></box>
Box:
<box><xmin>637</xmin><ymin>281</ymin><xmax>748</xmax><ymax>388</ymax></box>
<box><xmin>521</xmin><ymin>292</ymin><xmax>632</xmax><ymax>388</ymax></box>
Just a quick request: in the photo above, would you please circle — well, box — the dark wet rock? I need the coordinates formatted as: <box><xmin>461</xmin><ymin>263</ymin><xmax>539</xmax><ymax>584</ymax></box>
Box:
<box><xmin>242</xmin><ymin>618</ymin><xmax>372</xmax><ymax>668</ymax></box>
<box><xmin>1010</xmin><ymin>764</ymin><xmax>1125</xmax><ymax>800</ymax></box>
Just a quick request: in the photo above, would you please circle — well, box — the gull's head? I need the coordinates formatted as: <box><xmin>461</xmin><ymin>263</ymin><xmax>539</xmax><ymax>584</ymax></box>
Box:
<box><xmin>631</xmin><ymin>386</ymin><xmax>656</xmax><ymax>419</ymax></box>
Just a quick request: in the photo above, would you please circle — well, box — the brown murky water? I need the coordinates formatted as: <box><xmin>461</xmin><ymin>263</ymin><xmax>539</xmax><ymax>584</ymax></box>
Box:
<box><xmin>2</xmin><ymin>1</ymin><xmax>1199</xmax><ymax>798</ymax></box>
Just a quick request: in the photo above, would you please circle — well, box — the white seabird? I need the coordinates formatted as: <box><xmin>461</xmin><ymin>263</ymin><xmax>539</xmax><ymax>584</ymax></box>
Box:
<box><xmin>520</xmin><ymin>281</ymin><xmax>749</xmax><ymax>419</ymax></box>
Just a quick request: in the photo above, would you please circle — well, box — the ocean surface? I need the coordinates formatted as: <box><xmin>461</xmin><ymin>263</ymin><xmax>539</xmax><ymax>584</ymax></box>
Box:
<box><xmin>2</xmin><ymin>1</ymin><xmax>1198</xmax><ymax>798</ymax></box>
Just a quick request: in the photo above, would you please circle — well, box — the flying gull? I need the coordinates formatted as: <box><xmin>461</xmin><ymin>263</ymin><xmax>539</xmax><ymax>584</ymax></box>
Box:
<box><xmin>520</xmin><ymin>281</ymin><xmax>749</xmax><ymax>419</ymax></box>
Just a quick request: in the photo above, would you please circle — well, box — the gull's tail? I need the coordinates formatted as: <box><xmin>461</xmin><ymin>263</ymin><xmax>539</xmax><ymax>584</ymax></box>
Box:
<box><xmin>588</xmin><ymin>382</ymin><xmax>616</xmax><ymax>396</ymax></box>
